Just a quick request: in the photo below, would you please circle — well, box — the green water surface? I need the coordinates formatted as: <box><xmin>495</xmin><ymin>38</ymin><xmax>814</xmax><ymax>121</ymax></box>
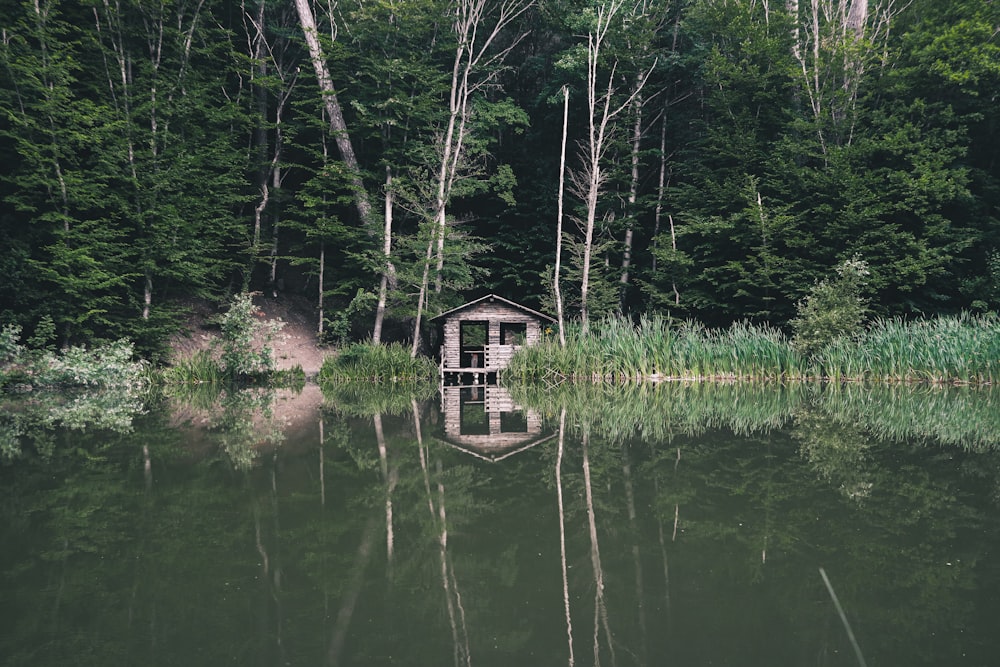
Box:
<box><xmin>2</xmin><ymin>382</ymin><xmax>1000</xmax><ymax>666</ymax></box>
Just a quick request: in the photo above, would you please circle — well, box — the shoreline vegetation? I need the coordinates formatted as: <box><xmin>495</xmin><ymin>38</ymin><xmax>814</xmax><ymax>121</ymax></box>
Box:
<box><xmin>4</xmin><ymin>303</ymin><xmax>999</xmax><ymax>393</ymax></box>
<box><xmin>316</xmin><ymin>311</ymin><xmax>1000</xmax><ymax>388</ymax></box>
<box><xmin>504</xmin><ymin>313</ymin><xmax>1000</xmax><ymax>386</ymax></box>
<box><xmin>3</xmin><ymin>259</ymin><xmax>995</xmax><ymax>391</ymax></box>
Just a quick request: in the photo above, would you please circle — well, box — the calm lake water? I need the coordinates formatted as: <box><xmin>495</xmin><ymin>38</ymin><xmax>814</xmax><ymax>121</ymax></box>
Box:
<box><xmin>3</xmin><ymin>381</ymin><xmax>1000</xmax><ymax>666</ymax></box>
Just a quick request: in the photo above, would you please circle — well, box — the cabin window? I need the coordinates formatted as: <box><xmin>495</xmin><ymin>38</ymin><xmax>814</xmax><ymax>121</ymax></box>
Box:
<box><xmin>501</xmin><ymin>322</ymin><xmax>527</xmax><ymax>346</ymax></box>
<box><xmin>460</xmin><ymin>321</ymin><xmax>488</xmax><ymax>367</ymax></box>
<box><xmin>500</xmin><ymin>410</ymin><xmax>528</xmax><ymax>433</ymax></box>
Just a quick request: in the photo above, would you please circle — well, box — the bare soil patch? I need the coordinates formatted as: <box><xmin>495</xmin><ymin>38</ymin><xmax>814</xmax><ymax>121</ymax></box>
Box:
<box><xmin>167</xmin><ymin>293</ymin><xmax>331</xmax><ymax>377</ymax></box>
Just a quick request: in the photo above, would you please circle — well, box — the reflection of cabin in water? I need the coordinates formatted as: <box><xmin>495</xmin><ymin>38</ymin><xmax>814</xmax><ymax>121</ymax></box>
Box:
<box><xmin>440</xmin><ymin>385</ymin><xmax>554</xmax><ymax>461</ymax></box>
<box><xmin>431</xmin><ymin>294</ymin><xmax>555</xmax><ymax>382</ymax></box>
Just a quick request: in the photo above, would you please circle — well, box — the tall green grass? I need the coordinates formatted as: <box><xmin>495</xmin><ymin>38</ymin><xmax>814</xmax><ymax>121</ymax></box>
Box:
<box><xmin>506</xmin><ymin>315</ymin><xmax>805</xmax><ymax>382</ymax></box>
<box><xmin>505</xmin><ymin>313</ymin><xmax>1000</xmax><ymax>385</ymax></box>
<box><xmin>161</xmin><ymin>349</ymin><xmax>226</xmax><ymax>385</ymax></box>
<box><xmin>319</xmin><ymin>341</ymin><xmax>438</xmax><ymax>384</ymax></box>
<box><xmin>817</xmin><ymin>313</ymin><xmax>1000</xmax><ymax>384</ymax></box>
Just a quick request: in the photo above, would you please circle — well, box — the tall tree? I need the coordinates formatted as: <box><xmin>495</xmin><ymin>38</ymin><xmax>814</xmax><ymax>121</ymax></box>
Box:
<box><xmin>0</xmin><ymin>0</ymin><xmax>130</xmax><ymax>342</ymax></box>
<box><xmin>293</xmin><ymin>0</ymin><xmax>371</xmax><ymax>224</ymax></box>
<box><xmin>570</xmin><ymin>0</ymin><xmax>653</xmax><ymax>331</ymax></box>
<box><xmin>341</xmin><ymin>0</ymin><xmax>452</xmax><ymax>343</ymax></box>
<box><xmin>409</xmin><ymin>0</ymin><xmax>531</xmax><ymax>354</ymax></box>
<box><xmin>88</xmin><ymin>0</ymin><xmax>251</xmax><ymax>341</ymax></box>
<box><xmin>429</xmin><ymin>0</ymin><xmax>532</xmax><ymax>293</ymax></box>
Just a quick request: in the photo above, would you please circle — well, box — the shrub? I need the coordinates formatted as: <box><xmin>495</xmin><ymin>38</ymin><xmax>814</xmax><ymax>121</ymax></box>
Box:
<box><xmin>791</xmin><ymin>256</ymin><xmax>870</xmax><ymax>357</ymax></box>
<box><xmin>216</xmin><ymin>292</ymin><xmax>284</xmax><ymax>379</ymax></box>
<box><xmin>1</xmin><ymin>324</ymin><xmax>24</xmax><ymax>367</ymax></box>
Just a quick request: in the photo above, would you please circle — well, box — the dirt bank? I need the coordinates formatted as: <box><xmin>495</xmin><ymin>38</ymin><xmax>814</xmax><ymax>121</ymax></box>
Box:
<box><xmin>168</xmin><ymin>293</ymin><xmax>330</xmax><ymax>377</ymax></box>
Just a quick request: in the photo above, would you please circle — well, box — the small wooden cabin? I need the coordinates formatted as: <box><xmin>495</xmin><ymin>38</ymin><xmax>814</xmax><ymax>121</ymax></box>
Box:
<box><xmin>431</xmin><ymin>294</ymin><xmax>555</xmax><ymax>380</ymax></box>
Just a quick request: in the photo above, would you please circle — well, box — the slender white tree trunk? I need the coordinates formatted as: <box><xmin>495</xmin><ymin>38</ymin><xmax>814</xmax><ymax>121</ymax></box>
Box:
<box><xmin>373</xmin><ymin>165</ymin><xmax>395</xmax><ymax>344</ymax></box>
<box><xmin>554</xmin><ymin>86</ymin><xmax>569</xmax><ymax>348</ymax></box>
<box><xmin>556</xmin><ymin>408</ymin><xmax>574</xmax><ymax>662</ymax></box>
<box><xmin>576</xmin><ymin>0</ymin><xmax>653</xmax><ymax>332</ymax></box>
<box><xmin>619</xmin><ymin>92</ymin><xmax>643</xmax><ymax>309</ymax></box>
<box><xmin>411</xmin><ymin>233</ymin><xmax>435</xmax><ymax>358</ymax></box>
<box><xmin>318</xmin><ymin>241</ymin><xmax>325</xmax><ymax>335</ymax></box>
<box><xmin>579</xmin><ymin>20</ymin><xmax>613</xmax><ymax>333</ymax></box>
<box><xmin>429</xmin><ymin>0</ymin><xmax>532</xmax><ymax>293</ymax></box>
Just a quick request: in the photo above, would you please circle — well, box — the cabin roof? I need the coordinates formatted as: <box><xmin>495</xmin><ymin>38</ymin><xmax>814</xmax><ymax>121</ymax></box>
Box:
<box><xmin>429</xmin><ymin>294</ymin><xmax>556</xmax><ymax>324</ymax></box>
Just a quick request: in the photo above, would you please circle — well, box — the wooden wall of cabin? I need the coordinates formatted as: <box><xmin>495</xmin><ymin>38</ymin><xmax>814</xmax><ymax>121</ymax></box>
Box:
<box><xmin>439</xmin><ymin>300</ymin><xmax>553</xmax><ymax>371</ymax></box>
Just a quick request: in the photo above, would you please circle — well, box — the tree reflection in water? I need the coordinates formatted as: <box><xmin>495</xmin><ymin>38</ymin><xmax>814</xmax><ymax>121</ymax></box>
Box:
<box><xmin>3</xmin><ymin>382</ymin><xmax>1000</xmax><ymax>666</ymax></box>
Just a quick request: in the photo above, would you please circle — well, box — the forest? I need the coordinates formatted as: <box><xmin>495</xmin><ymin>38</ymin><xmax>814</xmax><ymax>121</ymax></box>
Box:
<box><xmin>1</xmin><ymin>0</ymin><xmax>998</xmax><ymax>357</ymax></box>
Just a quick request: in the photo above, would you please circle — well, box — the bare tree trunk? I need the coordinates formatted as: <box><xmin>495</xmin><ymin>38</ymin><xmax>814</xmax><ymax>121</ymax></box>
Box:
<box><xmin>318</xmin><ymin>241</ymin><xmax>325</xmax><ymax>336</ymax></box>
<box><xmin>619</xmin><ymin>91</ymin><xmax>643</xmax><ymax>310</ymax></box>
<box><xmin>652</xmin><ymin>113</ymin><xmax>678</xmax><ymax>304</ymax></box>
<box><xmin>577</xmin><ymin>0</ymin><xmax>653</xmax><ymax>332</ymax></box>
<box><xmin>582</xmin><ymin>430</ymin><xmax>615</xmax><ymax>665</ymax></box>
<box><xmin>578</xmin><ymin>6</ymin><xmax>616</xmax><ymax>333</ymax></box>
<box><xmin>326</xmin><ymin>518</ymin><xmax>376</xmax><ymax>667</ymax></box>
<box><xmin>788</xmin><ymin>0</ymin><xmax>800</xmax><ymax>61</ymax></box>
<box><xmin>373</xmin><ymin>166</ymin><xmax>395</xmax><ymax>344</ymax></box>
<box><xmin>411</xmin><ymin>232</ymin><xmax>436</xmax><ymax>358</ymax></box>
<box><xmin>415</xmin><ymin>399</ymin><xmax>471</xmax><ymax>666</ymax></box>
<box><xmin>430</xmin><ymin>0</ymin><xmax>532</xmax><ymax>293</ymax></box>
<box><xmin>250</xmin><ymin>0</ymin><xmax>268</xmax><ymax>257</ymax></box>
<box><xmin>622</xmin><ymin>445</ymin><xmax>647</xmax><ymax>663</ymax></box>
<box><xmin>293</xmin><ymin>0</ymin><xmax>371</xmax><ymax>223</ymax></box>
<box><xmin>374</xmin><ymin>413</ymin><xmax>396</xmax><ymax>568</ymax></box>
<box><xmin>554</xmin><ymin>86</ymin><xmax>569</xmax><ymax>348</ymax></box>
<box><xmin>846</xmin><ymin>0</ymin><xmax>867</xmax><ymax>36</ymax></box>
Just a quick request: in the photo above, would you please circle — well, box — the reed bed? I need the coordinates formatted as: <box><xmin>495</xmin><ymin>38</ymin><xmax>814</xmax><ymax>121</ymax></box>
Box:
<box><xmin>161</xmin><ymin>349</ymin><xmax>226</xmax><ymax>385</ymax></box>
<box><xmin>817</xmin><ymin>313</ymin><xmax>1000</xmax><ymax>384</ymax></box>
<box><xmin>161</xmin><ymin>349</ymin><xmax>305</xmax><ymax>388</ymax></box>
<box><xmin>319</xmin><ymin>341</ymin><xmax>438</xmax><ymax>384</ymax></box>
<box><xmin>506</xmin><ymin>315</ymin><xmax>806</xmax><ymax>382</ymax></box>
<box><xmin>505</xmin><ymin>313</ymin><xmax>1000</xmax><ymax>385</ymax></box>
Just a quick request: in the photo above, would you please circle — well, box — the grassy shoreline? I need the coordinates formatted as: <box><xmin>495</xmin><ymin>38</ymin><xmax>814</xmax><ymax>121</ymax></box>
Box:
<box><xmin>504</xmin><ymin>313</ymin><xmax>1000</xmax><ymax>386</ymax></box>
<box><xmin>10</xmin><ymin>313</ymin><xmax>994</xmax><ymax>392</ymax></box>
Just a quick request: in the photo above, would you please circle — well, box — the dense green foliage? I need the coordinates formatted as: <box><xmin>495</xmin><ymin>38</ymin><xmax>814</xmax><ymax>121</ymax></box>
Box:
<box><xmin>1</xmin><ymin>0</ymin><xmax>998</xmax><ymax>351</ymax></box>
